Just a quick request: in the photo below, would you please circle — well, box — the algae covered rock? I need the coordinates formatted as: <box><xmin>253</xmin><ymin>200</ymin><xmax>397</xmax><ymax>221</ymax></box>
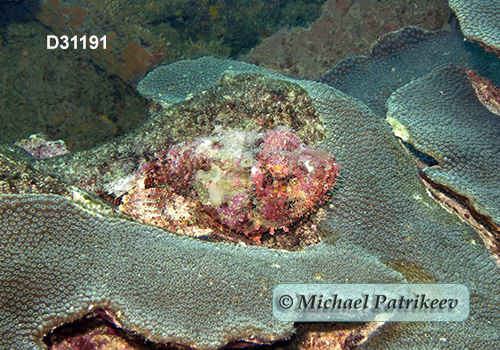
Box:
<box><xmin>1</xmin><ymin>57</ymin><xmax>500</xmax><ymax>349</ymax></box>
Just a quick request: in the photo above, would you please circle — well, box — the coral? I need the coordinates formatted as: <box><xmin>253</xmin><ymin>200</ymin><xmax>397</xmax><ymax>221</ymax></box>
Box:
<box><xmin>136</xmin><ymin>57</ymin><xmax>274</xmax><ymax>105</ymax></box>
<box><xmin>0</xmin><ymin>193</ymin><xmax>405</xmax><ymax>350</ymax></box>
<box><xmin>121</xmin><ymin>127</ymin><xmax>339</xmax><ymax>240</ymax></box>
<box><xmin>449</xmin><ymin>0</ymin><xmax>500</xmax><ymax>56</ymax></box>
<box><xmin>386</xmin><ymin>65</ymin><xmax>500</xmax><ymax>249</ymax></box>
<box><xmin>320</xmin><ymin>26</ymin><xmax>500</xmax><ymax>116</ymax></box>
<box><xmin>245</xmin><ymin>0</ymin><xmax>452</xmax><ymax>80</ymax></box>
<box><xmin>3</xmin><ymin>58</ymin><xmax>500</xmax><ymax>350</ymax></box>
<box><xmin>33</xmin><ymin>59</ymin><xmax>328</xmax><ymax>197</ymax></box>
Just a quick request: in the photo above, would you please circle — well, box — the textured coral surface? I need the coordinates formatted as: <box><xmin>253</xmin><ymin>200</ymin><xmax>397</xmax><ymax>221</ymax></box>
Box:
<box><xmin>0</xmin><ymin>194</ymin><xmax>403</xmax><ymax>350</ymax></box>
<box><xmin>1</xmin><ymin>58</ymin><xmax>500</xmax><ymax>349</ymax></box>
<box><xmin>449</xmin><ymin>0</ymin><xmax>500</xmax><ymax>55</ymax></box>
<box><xmin>386</xmin><ymin>65</ymin><xmax>500</xmax><ymax>240</ymax></box>
<box><xmin>320</xmin><ymin>26</ymin><xmax>500</xmax><ymax>117</ymax></box>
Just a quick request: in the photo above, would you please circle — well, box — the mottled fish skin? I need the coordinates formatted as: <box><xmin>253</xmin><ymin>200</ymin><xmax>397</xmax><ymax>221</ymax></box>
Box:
<box><xmin>1</xmin><ymin>57</ymin><xmax>499</xmax><ymax>349</ymax></box>
<box><xmin>122</xmin><ymin>127</ymin><xmax>339</xmax><ymax>239</ymax></box>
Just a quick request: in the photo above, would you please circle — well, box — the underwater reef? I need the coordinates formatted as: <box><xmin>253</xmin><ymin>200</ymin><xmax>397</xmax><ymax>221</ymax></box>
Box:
<box><xmin>33</xmin><ymin>0</ymin><xmax>326</xmax><ymax>82</ymax></box>
<box><xmin>246</xmin><ymin>0</ymin><xmax>452</xmax><ymax>79</ymax></box>
<box><xmin>449</xmin><ymin>0</ymin><xmax>500</xmax><ymax>56</ymax></box>
<box><xmin>1</xmin><ymin>1</ymin><xmax>500</xmax><ymax>350</ymax></box>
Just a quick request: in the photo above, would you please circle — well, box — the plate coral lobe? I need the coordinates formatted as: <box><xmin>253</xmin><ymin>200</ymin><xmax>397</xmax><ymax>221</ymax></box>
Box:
<box><xmin>121</xmin><ymin>126</ymin><xmax>339</xmax><ymax>240</ymax></box>
<box><xmin>0</xmin><ymin>193</ymin><xmax>404</xmax><ymax>350</ymax></box>
<box><xmin>1</xmin><ymin>57</ymin><xmax>500</xmax><ymax>350</ymax></box>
